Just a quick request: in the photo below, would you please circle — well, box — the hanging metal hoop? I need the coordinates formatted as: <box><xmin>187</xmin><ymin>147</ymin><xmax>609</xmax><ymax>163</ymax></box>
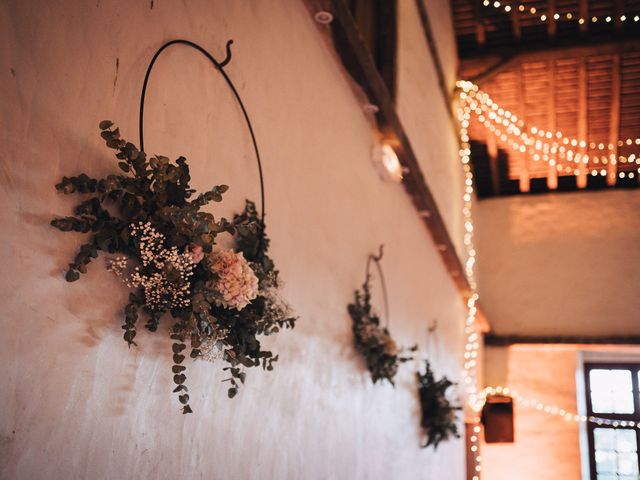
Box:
<box><xmin>365</xmin><ymin>244</ymin><xmax>390</xmax><ymax>328</ymax></box>
<box><xmin>138</xmin><ymin>39</ymin><xmax>266</xmax><ymax>230</ymax></box>
<box><xmin>426</xmin><ymin>319</ymin><xmax>438</xmax><ymax>363</ymax></box>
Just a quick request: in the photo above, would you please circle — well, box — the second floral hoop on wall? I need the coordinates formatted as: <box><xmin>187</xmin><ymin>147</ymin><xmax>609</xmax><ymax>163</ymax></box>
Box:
<box><xmin>347</xmin><ymin>245</ymin><xmax>416</xmax><ymax>385</ymax></box>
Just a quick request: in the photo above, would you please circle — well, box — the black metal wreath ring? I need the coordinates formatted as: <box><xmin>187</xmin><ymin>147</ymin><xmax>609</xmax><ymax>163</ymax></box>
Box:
<box><xmin>138</xmin><ymin>39</ymin><xmax>266</xmax><ymax>233</ymax></box>
<box><xmin>365</xmin><ymin>245</ymin><xmax>390</xmax><ymax>328</ymax></box>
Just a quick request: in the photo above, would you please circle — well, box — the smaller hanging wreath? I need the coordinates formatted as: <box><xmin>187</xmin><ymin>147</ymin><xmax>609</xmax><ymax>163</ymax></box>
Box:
<box><xmin>416</xmin><ymin>359</ymin><xmax>461</xmax><ymax>449</ymax></box>
<box><xmin>347</xmin><ymin>246</ymin><xmax>416</xmax><ymax>385</ymax></box>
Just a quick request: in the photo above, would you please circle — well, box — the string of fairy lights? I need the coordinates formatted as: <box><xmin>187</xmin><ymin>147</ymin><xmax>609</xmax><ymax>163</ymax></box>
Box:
<box><xmin>457</xmin><ymin>80</ymin><xmax>640</xmax><ymax>180</ymax></box>
<box><xmin>480</xmin><ymin>0</ymin><xmax>640</xmax><ymax>25</ymax></box>
<box><xmin>454</xmin><ymin>81</ymin><xmax>638</xmax><ymax>479</ymax></box>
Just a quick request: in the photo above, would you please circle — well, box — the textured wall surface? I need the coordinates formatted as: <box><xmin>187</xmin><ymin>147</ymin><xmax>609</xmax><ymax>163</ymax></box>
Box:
<box><xmin>476</xmin><ymin>190</ymin><xmax>640</xmax><ymax>336</ymax></box>
<box><xmin>0</xmin><ymin>1</ymin><xmax>466</xmax><ymax>479</ymax></box>
<box><xmin>483</xmin><ymin>345</ymin><xmax>640</xmax><ymax>480</ymax></box>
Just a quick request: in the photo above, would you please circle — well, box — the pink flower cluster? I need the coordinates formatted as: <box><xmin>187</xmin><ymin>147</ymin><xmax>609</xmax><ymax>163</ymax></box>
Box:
<box><xmin>208</xmin><ymin>250</ymin><xmax>259</xmax><ymax>310</ymax></box>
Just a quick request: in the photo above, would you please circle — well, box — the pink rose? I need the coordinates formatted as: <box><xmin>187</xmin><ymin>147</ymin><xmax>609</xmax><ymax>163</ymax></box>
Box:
<box><xmin>207</xmin><ymin>250</ymin><xmax>259</xmax><ymax>310</ymax></box>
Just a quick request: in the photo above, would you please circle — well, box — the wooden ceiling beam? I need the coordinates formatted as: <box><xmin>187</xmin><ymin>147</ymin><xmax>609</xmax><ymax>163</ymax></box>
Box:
<box><xmin>464</xmin><ymin>39</ymin><xmax>640</xmax><ymax>84</ymax></box>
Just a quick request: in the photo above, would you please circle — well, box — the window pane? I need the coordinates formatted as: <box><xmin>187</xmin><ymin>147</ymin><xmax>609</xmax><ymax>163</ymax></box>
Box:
<box><xmin>591</xmin><ymin>391</ymin><xmax>614</xmax><ymax>413</ymax></box>
<box><xmin>618</xmin><ymin>452</ymin><xmax>639</xmax><ymax>475</ymax></box>
<box><xmin>594</xmin><ymin>428</ymin><xmax>616</xmax><ymax>451</ymax></box>
<box><xmin>596</xmin><ymin>475</ymin><xmax>616</xmax><ymax>480</ymax></box>
<box><xmin>595</xmin><ymin>450</ymin><xmax>617</xmax><ymax>473</ymax></box>
<box><xmin>616</xmin><ymin>429</ymin><xmax>638</xmax><ymax>453</ymax></box>
<box><xmin>590</xmin><ymin>369</ymin><xmax>633</xmax><ymax>414</ymax></box>
<box><xmin>614</xmin><ymin>394</ymin><xmax>635</xmax><ymax>414</ymax></box>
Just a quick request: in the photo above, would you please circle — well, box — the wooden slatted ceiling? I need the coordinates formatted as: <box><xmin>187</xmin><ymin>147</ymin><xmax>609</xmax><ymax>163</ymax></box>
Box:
<box><xmin>461</xmin><ymin>52</ymin><xmax>640</xmax><ymax>185</ymax></box>
<box><xmin>454</xmin><ymin>0</ymin><xmax>640</xmax><ymax>194</ymax></box>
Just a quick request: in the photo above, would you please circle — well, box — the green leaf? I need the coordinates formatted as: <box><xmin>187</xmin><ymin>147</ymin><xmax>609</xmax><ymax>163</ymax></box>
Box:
<box><xmin>118</xmin><ymin>162</ymin><xmax>130</xmax><ymax>173</ymax></box>
<box><xmin>65</xmin><ymin>269</ymin><xmax>80</xmax><ymax>282</ymax></box>
<box><xmin>99</xmin><ymin>120</ymin><xmax>113</xmax><ymax>130</ymax></box>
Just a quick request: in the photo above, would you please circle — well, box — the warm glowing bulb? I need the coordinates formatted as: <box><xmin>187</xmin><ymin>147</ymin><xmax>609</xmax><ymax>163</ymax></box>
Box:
<box><xmin>374</xmin><ymin>144</ymin><xmax>403</xmax><ymax>183</ymax></box>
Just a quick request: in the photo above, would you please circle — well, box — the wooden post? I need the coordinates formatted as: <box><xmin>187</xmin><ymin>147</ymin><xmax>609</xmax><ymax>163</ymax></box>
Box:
<box><xmin>516</xmin><ymin>64</ymin><xmax>530</xmax><ymax>192</ymax></box>
<box><xmin>577</xmin><ymin>57</ymin><xmax>588</xmax><ymax>188</ymax></box>
<box><xmin>608</xmin><ymin>55</ymin><xmax>620</xmax><ymax>186</ymax></box>
<box><xmin>548</xmin><ymin>59</ymin><xmax>559</xmax><ymax>189</ymax></box>
<box><xmin>474</xmin><ymin>0</ymin><xmax>486</xmax><ymax>46</ymax></box>
<box><xmin>579</xmin><ymin>0</ymin><xmax>589</xmax><ymax>32</ymax></box>
<box><xmin>547</xmin><ymin>0</ymin><xmax>557</xmax><ymax>38</ymax></box>
<box><xmin>486</xmin><ymin>134</ymin><xmax>502</xmax><ymax>195</ymax></box>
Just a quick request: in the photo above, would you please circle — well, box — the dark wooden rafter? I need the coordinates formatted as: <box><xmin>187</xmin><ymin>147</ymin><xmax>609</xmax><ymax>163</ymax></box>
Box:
<box><xmin>548</xmin><ymin>0</ymin><xmax>557</xmax><ymax>38</ymax></box>
<box><xmin>615</xmin><ymin>0</ymin><xmax>625</xmax><ymax>30</ymax></box>
<box><xmin>474</xmin><ymin>0</ymin><xmax>487</xmax><ymax>46</ymax></box>
<box><xmin>511</xmin><ymin>6</ymin><xmax>522</xmax><ymax>41</ymax></box>
<box><xmin>579</xmin><ymin>0</ymin><xmax>589</xmax><ymax>32</ymax></box>
<box><xmin>486</xmin><ymin>334</ymin><xmax>640</xmax><ymax>345</ymax></box>
<box><xmin>304</xmin><ymin>0</ymin><xmax>473</xmax><ymax>298</ymax></box>
<box><xmin>469</xmin><ymin>39</ymin><xmax>640</xmax><ymax>86</ymax></box>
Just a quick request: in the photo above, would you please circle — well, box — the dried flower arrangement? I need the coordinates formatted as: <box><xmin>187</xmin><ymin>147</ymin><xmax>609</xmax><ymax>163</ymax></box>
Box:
<box><xmin>416</xmin><ymin>360</ymin><xmax>461</xmax><ymax>448</ymax></box>
<box><xmin>51</xmin><ymin>121</ymin><xmax>296</xmax><ymax>413</ymax></box>
<box><xmin>347</xmin><ymin>247</ymin><xmax>416</xmax><ymax>385</ymax></box>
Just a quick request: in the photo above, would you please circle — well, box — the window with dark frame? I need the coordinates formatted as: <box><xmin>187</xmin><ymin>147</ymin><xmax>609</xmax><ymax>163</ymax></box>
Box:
<box><xmin>584</xmin><ymin>363</ymin><xmax>640</xmax><ymax>480</ymax></box>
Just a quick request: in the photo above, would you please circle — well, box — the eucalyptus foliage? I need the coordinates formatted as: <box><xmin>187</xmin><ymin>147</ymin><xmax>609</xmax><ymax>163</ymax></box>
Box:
<box><xmin>51</xmin><ymin>121</ymin><xmax>296</xmax><ymax>413</ymax></box>
<box><xmin>416</xmin><ymin>360</ymin><xmax>461</xmax><ymax>449</ymax></box>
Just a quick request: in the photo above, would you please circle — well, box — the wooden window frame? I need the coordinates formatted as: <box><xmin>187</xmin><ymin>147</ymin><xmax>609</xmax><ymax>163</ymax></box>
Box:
<box><xmin>583</xmin><ymin>362</ymin><xmax>640</xmax><ymax>479</ymax></box>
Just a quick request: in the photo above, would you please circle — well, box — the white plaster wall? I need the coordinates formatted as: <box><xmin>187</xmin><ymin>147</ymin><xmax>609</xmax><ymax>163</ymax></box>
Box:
<box><xmin>476</xmin><ymin>190</ymin><xmax>640</xmax><ymax>336</ymax></box>
<box><xmin>0</xmin><ymin>1</ymin><xmax>467</xmax><ymax>479</ymax></box>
